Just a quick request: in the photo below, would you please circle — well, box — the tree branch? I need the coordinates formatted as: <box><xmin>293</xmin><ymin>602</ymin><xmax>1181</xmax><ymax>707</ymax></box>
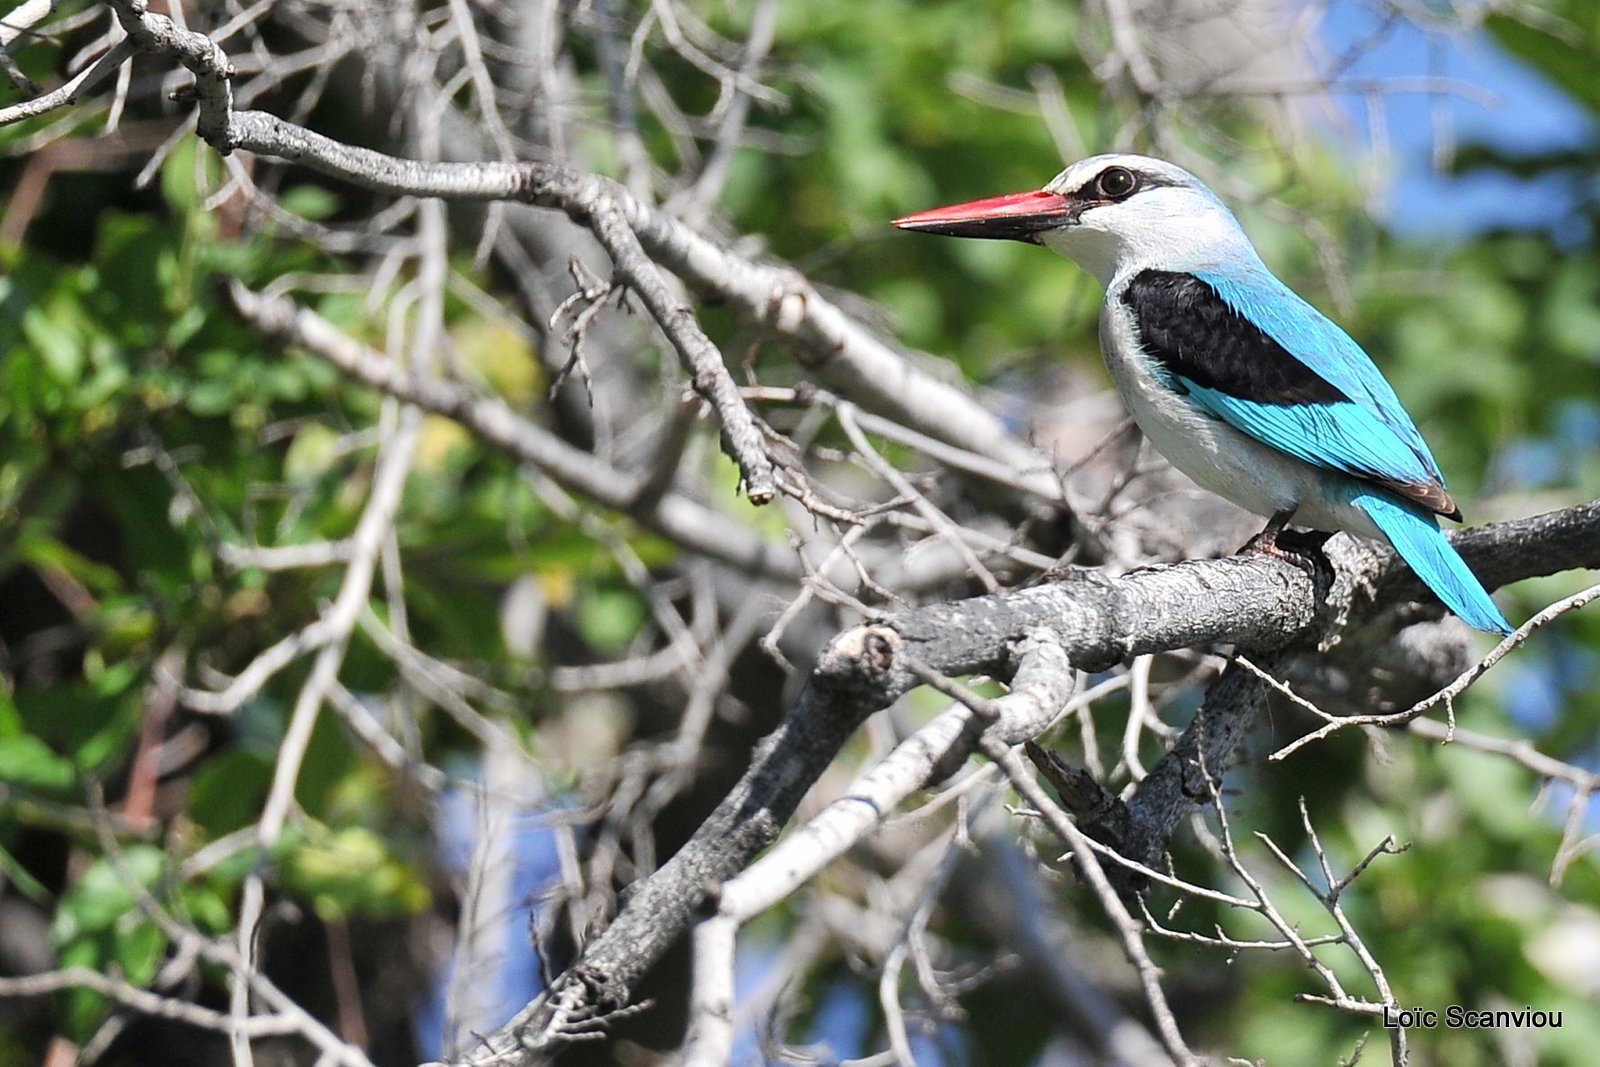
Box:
<box><xmin>69</xmin><ymin>0</ymin><xmax>1066</xmax><ymax>514</ymax></box>
<box><xmin>223</xmin><ymin>280</ymin><xmax>799</xmax><ymax>582</ymax></box>
<box><xmin>457</xmin><ymin>499</ymin><xmax>1600</xmax><ymax>1062</ymax></box>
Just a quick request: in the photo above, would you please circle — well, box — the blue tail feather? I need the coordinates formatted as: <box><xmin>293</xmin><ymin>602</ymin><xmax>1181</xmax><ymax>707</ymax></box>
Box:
<box><xmin>1355</xmin><ymin>493</ymin><xmax>1511</xmax><ymax>635</ymax></box>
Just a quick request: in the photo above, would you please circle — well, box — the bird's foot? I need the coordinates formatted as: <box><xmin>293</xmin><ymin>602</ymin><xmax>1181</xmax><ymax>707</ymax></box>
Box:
<box><xmin>1240</xmin><ymin>507</ymin><xmax>1297</xmax><ymax>556</ymax></box>
<box><xmin>1240</xmin><ymin>508</ymin><xmax>1331</xmax><ymax>578</ymax></box>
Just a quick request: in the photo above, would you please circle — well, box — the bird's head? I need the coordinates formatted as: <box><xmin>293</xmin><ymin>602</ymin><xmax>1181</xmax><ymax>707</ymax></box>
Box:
<box><xmin>893</xmin><ymin>154</ymin><xmax>1254</xmax><ymax>287</ymax></box>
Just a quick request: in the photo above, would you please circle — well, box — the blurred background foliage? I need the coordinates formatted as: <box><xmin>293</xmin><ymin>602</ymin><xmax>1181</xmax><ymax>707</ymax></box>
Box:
<box><xmin>0</xmin><ymin>0</ymin><xmax>1598</xmax><ymax>1065</ymax></box>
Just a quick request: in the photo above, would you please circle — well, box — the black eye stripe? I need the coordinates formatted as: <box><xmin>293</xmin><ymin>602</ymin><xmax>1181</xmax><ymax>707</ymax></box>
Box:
<box><xmin>1072</xmin><ymin>166</ymin><xmax>1172</xmax><ymax>201</ymax></box>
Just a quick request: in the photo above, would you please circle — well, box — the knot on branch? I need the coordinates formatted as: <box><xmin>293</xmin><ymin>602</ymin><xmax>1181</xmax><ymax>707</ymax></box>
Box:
<box><xmin>222</xmin><ymin>278</ymin><xmax>294</xmax><ymax>342</ymax></box>
<box><xmin>814</xmin><ymin>623</ymin><xmax>904</xmax><ymax>701</ymax></box>
<box><xmin>764</xmin><ymin>278</ymin><xmax>810</xmax><ymax>336</ymax></box>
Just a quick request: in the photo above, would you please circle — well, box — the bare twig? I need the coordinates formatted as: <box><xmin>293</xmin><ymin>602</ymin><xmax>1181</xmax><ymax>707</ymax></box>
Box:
<box><xmin>1271</xmin><ymin>579</ymin><xmax>1600</xmax><ymax>760</ymax></box>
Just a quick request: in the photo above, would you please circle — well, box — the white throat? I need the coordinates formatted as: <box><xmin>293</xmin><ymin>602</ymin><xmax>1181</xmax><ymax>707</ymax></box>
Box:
<box><xmin>1042</xmin><ymin>190</ymin><xmax>1261</xmax><ymax>289</ymax></box>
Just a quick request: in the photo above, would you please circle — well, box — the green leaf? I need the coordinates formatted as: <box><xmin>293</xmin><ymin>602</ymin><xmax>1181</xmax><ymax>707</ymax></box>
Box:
<box><xmin>277</xmin><ymin>825</ymin><xmax>431</xmax><ymax>920</ymax></box>
<box><xmin>279</xmin><ymin>185</ymin><xmax>341</xmax><ymax>221</ymax></box>
<box><xmin>0</xmin><ymin>735</ymin><xmax>78</xmax><ymax>792</ymax></box>
<box><xmin>21</xmin><ymin>302</ymin><xmax>84</xmax><ymax>384</ymax></box>
<box><xmin>17</xmin><ymin>532</ymin><xmax>124</xmax><ymax>596</ymax></box>
<box><xmin>578</xmin><ymin>586</ymin><xmax>649</xmax><ymax>653</ymax></box>
<box><xmin>49</xmin><ymin>845</ymin><xmax>172</xmax><ymax>1036</ymax></box>
<box><xmin>0</xmin><ymin>839</ymin><xmax>50</xmax><ymax>902</ymax></box>
<box><xmin>13</xmin><ymin>679</ymin><xmax>142</xmax><ymax>778</ymax></box>
<box><xmin>52</xmin><ymin>846</ymin><xmax>167</xmax><ymax>943</ymax></box>
<box><xmin>188</xmin><ymin>747</ymin><xmax>273</xmax><ymax>837</ymax></box>
<box><xmin>0</xmin><ymin>689</ymin><xmax>22</xmax><ymax>737</ymax></box>
<box><xmin>283</xmin><ymin>422</ymin><xmax>345</xmax><ymax>482</ymax></box>
<box><xmin>184</xmin><ymin>377</ymin><xmax>237</xmax><ymax>417</ymax></box>
<box><xmin>178</xmin><ymin>882</ymin><xmax>235</xmax><ymax>935</ymax></box>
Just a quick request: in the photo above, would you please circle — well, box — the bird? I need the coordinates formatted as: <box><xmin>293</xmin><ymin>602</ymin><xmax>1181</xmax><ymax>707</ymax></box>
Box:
<box><xmin>893</xmin><ymin>153</ymin><xmax>1511</xmax><ymax>634</ymax></box>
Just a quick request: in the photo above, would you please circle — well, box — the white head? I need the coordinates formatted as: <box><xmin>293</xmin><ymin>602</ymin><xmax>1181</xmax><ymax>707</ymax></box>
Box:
<box><xmin>894</xmin><ymin>153</ymin><xmax>1260</xmax><ymax>288</ymax></box>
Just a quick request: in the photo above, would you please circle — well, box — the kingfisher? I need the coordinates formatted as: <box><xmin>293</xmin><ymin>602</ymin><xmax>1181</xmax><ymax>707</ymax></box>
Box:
<box><xmin>894</xmin><ymin>153</ymin><xmax>1511</xmax><ymax>634</ymax></box>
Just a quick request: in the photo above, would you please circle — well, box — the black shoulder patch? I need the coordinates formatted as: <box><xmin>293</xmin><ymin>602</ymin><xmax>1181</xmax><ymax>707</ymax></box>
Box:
<box><xmin>1120</xmin><ymin>270</ymin><xmax>1461</xmax><ymax>518</ymax></box>
<box><xmin>1120</xmin><ymin>270</ymin><xmax>1347</xmax><ymax>406</ymax></box>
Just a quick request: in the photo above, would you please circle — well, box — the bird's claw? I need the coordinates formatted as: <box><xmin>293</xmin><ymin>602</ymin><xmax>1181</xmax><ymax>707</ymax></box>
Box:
<box><xmin>1240</xmin><ymin>509</ymin><xmax>1330</xmax><ymax>577</ymax></box>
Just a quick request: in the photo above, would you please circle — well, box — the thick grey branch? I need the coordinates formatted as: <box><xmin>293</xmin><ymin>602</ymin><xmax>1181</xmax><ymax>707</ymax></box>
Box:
<box><xmin>475</xmin><ymin>501</ymin><xmax>1600</xmax><ymax>1062</ymax></box>
<box><xmin>1103</xmin><ymin>502</ymin><xmax>1600</xmax><ymax>887</ymax></box>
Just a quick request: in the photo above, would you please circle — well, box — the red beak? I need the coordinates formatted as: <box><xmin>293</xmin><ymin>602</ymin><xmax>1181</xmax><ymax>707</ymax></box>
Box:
<box><xmin>892</xmin><ymin>189</ymin><xmax>1077</xmax><ymax>242</ymax></box>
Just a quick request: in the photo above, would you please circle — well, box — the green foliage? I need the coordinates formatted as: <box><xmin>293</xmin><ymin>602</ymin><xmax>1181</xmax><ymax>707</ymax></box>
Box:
<box><xmin>50</xmin><ymin>847</ymin><xmax>169</xmax><ymax>1038</ymax></box>
<box><xmin>1487</xmin><ymin>0</ymin><xmax>1600</xmax><ymax>115</ymax></box>
<box><xmin>276</xmin><ymin>823</ymin><xmax>431</xmax><ymax>921</ymax></box>
<box><xmin>0</xmin><ymin>123</ymin><xmax>541</xmax><ymax>988</ymax></box>
<box><xmin>715</xmin><ymin>0</ymin><xmax>1098</xmax><ymax>370</ymax></box>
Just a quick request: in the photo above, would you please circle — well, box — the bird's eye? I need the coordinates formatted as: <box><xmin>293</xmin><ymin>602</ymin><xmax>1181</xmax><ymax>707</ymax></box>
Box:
<box><xmin>1096</xmin><ymin>167</ymin><xmax>1138</xmax><ymax>199</ymax></box>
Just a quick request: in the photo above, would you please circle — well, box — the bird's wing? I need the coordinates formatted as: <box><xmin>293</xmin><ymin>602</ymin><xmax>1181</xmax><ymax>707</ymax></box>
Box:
<box><xmin>1121</xmin><ymin>267</ymin><xmax>1460</xmax><ymax>519</ymax></box>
